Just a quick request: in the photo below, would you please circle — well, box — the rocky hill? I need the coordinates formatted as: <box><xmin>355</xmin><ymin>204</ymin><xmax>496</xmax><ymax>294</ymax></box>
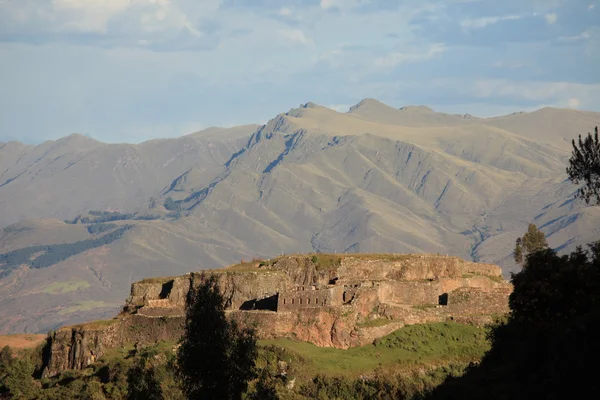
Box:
<box><xmin>44</xmin><ymin>254</ymin><xmax>511</xmax><ymax>376</ymax></box>
<box><xmin>1</xmin><ymin>100</ymin><xmax>599</xmax><ymax>334</ymax></box>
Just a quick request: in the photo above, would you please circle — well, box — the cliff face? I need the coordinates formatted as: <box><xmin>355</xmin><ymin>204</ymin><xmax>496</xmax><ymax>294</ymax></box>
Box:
<box><xmin>45</xmin><ymin>254</ymin><xmax>512</xmax><ymax>375</ymax></box>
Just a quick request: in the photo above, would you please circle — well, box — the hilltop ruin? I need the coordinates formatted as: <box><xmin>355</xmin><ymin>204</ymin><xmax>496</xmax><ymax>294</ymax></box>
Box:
<box><xmin>45</xmin><ymin>254</ymin><xmax>512</xmax><ymax>375</ymax></box>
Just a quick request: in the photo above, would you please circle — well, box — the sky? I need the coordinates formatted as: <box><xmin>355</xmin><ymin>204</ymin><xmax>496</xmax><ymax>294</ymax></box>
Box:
<box><xmin>0</xmin><ymin>0</ymin><xmax>598</xmax><ymax>144</ymax></box>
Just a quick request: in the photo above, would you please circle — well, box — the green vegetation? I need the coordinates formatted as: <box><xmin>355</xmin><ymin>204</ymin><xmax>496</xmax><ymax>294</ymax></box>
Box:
<box><xmin>567</xmin><ymin>125</ymin><xmax>600</xmax><ymax>205</ymax></box>
<box><xmin>163</xmin><ymin>197</ymin><xmax>183</xmax><ymax>212</ymax></box>
<box><xmin>81</xmin><ymin>211</ymin><xmax>161</xmax><ymax>224</ymax></box>
<box><xmin>72</xmin><ymin>319</ymin><xmax>121</xmax><ymax>329</ymax></box>
<box><xmin>41</xmin><ymin>280</ymin><xmax>91</xmax><ymax>294</ymax></box>
<box><xmin>137</xmin><ymin>276</ymin><xmax>178</xmax><ymax>285</ymax></box>
<box><xmin>2</xmin><ymin>225</ymin><xmax>32</xmax><ymax>234</ymax></box>
<box><xmin>0</xmin><ymin>321</ymin><xmax>493</xmax><ymax>399</ymax></box>
<box><xmin>177</xmin><ymin>273</ymin><xmax>258</xmax><ymax>399</ymax></box>
<box><xmin>429</xmin><ymin>241</ymin><xmax>600</xmax><ymax>400</ymax></box>
<box><xmin>87</xmin><ymin>223</ymin><xmax>118</xmax><ymax>235</ymax></box>
<box><xmin>0</xmin><ymin>225</ymin><xmax>133</xmax><ymax>278</ymax></box>
<box><xmin>513</xmin><ymin>223</ymin><xmax>547</xmax><ymax>265</ymax></box>
<box><xmin>58</xmin><ymin>301</ymin><xmax>117</xmax><ymax>315</ymax></box>
<box><xmin>126</xmin><ymin>355</ymin><xmax>164</xmax><ymax>400</ymax></box>
<box><xmin>311</xmin><ymin>254</ymin><xmax>342</xmax><ymax>271</ymax></box>
<box><xmin>260</xmin><ymin>322</ymin><xmax>489</xmax><ymax>377</ymax></box>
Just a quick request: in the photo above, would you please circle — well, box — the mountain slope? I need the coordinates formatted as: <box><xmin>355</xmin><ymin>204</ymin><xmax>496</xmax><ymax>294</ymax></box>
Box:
<box><xmin>0</xmin><ymin>101</ymin><xmax>598</xmax><ymax>334</ymax></box>
<box><xmin>0</xmin><ymin>126</ymin><xmax>259</xmax><ymax>228</ymax></box>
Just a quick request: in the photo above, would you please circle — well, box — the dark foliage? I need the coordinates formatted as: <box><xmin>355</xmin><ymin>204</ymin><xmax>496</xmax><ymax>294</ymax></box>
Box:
<box><xmin>0</xmin><ymin>346</ymin><xmax>13</xmax><ymax>394</ymax></box>
<box><xmin>163</xmin><ymin>197</ymin><xmax>183</xmax><ymax>212</ymax></box>
<box><xmin>165</xmin><ymin>211</ymin><xmax>182</xmax><ymax>220</ymax></box>
<box><xmin>513</xmin><ymin>224</ymin><xmax>547</xmax><ymax>265</ymax></box>
<box><xmin>87</xmin><ymin>223</ymin><xmax>118</xmax><ymax>235</ymax></box>
<box><xmin>567</xmin><ymin>126</ymin><xmax>600</xmax><ymax>205</ymax></box>
<box><xmin>428</xmin><ymin>242</ymin><xmax>600</xmax><ymax>400</ymax></box>
<box><xmin>126</xmin><ymin>357</ymin><xmax>164</xmax><ymax>400</ymax></box>
<box><xmin>177</xmin><ymin>274</ymin><xmax>258</xmax><ymax>400</ymax></box>
<box><xmin>0</xmin><ymin>225</ymin><xmax>133</xmax><ymax>277</ymax></box>
<box><xmin>80</xmin><ymin>212</ymin><xmax>136</xmax><ymax>224</ymax></box>
<box><xmin>2</xmin><ymin>357</ymin><xmax>38</xmax><ymax>399</ymax></box>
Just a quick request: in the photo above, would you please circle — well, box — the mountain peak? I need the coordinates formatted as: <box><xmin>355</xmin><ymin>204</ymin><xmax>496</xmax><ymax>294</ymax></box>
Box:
<box><xmin>348</xmin><ymin>98</ymin><xmax>392</xmax><ymax>113</ymax></box>
<box><xmin>301</xmin><ymin>102</ymin><xmax>321</xmax><ymax>109</ymax></box>
<box><xmin>60</xmin><ymin>133</ymin><xmax>101</xmax><ymax>144</ymax></box>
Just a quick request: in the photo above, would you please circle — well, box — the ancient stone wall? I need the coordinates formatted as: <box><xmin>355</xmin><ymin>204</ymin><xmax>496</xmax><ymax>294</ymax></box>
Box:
<box><xmin>277</xmin><ymin>285</ymin><xmax>344</xmax><ymax>310</ymax></box>
<box><xmin>126</xmin><ymin>275</ymin><xmax>191</xmax><ymax>311</ymax></box>
<box><xmin>46</xmin><ymin>314</ymin><xmax>183</xmax><ymax>376</ymax></box>
<box><xmin>126</xmin><ymin>270</ymin><xmax>290</xmax><ymax>313</ymax></box>
<box><xmin>439</xmin><ymin>276</ymin><xmax>510</xmax><ymax>295</ymax></box>
<box><xmin>45</xmin><ymin>254</ymin><xmax>513</xmax><ymax>376</ymax></box>
<box><xmin>379</xmin><ymin>281</ymin><xmax>441</xmax><ymax>305</ymax></box>
<box><xmin>338</xmin><ymin>255</ymin><xmax>502</xmax><ymax>282</ymax></box>
<box><xmin>191</xmin><ymin>270</ymin><xmax>290</xmax><ymax>310</ymax></box>
<box><xmin>446</xmin><ymin>287</ymin><xmax>511</xmax><ymax>316</ymax></box>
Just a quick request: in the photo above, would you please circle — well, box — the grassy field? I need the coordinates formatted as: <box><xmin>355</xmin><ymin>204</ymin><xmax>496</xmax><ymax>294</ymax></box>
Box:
<box><xmin>41</xmin><ymin>280</ymin><xmax>91</xmax><ymax>294</ymax></box>
<box><xmin>259</xmin><ymin>322</ymin><xmax>490</xmax><ymax>377</ymax></box>
<box><xmin>58</xmin><ymin>300</ymin><xmax>117</xmax><ymax>315</ymax></box>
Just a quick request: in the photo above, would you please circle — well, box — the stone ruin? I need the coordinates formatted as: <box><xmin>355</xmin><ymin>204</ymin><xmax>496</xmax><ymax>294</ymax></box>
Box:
<box><xmin>45</xmin><ymin>254</ymin><xmax>513</xmax><ymax>375</ymax></box>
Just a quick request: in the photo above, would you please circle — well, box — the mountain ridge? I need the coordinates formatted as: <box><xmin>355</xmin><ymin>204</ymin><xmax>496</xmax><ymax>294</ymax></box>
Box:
<box><xmin>0</xmin><ymin>99</ymin><xmax>598</xmax><ymax>334</ymax></box>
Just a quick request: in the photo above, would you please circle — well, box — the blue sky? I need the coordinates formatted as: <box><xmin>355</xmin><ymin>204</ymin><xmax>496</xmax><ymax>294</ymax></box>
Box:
<box><xmin>0</xmin><ymin>0</ymin><xmax>598</xmax><ymax>143</ymax></box>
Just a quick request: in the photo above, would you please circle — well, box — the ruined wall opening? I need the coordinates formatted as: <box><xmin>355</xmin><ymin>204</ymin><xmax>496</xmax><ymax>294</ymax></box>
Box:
<box><xmin>239</xmin><ymin>294</ymin><xmax>278</xmax><ymax>311</ymax></box>
<box><xmin>439</xmin><ymin>293</ymin><xmax>448</xmax><ymax>306</ymax></box>
<box><xmin>159</xmin><ymin>280</ymin><xmax>174</xmax><ymax>299</ymax></box>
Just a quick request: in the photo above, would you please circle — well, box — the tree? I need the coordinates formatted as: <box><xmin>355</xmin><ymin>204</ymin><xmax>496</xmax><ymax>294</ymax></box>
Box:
<box><xmin>508</xmin><ymin>243</ymin><xmax>600</xmax><ymax>324</ymax></box>
<box><xmin>513</xmin><ymin>224</ymin><xmax>547</xmax><ymax>265</ymax></box>
<box><xmin>428</xmin><ymin>242</ymin><xmax>600</xmax><ymax>400</ymax></box>
<box><xmin>0</xmin><ymin>345</ymin><xmax>13</xmax><ymax>393</ymax></box>
<box><xmin>4</xmin><ymin>358</ymin><xmax>38</xmax><ymax>399</ymax></box>
<box><xmin>127</xmin><ymin>356</ymin><xmax>164</xmax><ymax>400</ymax></box>
<box><xmin>177</xmin><ymin>274</ymin><xmax>258</xmax><ymax>400</ymax></box>
<box><xmin>513</xmin><ymin>238</ymin><xmax>523</xmax><ymax>265</ymax></box>
<box><xmin>567</xmin><ymin>126</ymin><xmax>600</xmax><ymax>205</ymax></box>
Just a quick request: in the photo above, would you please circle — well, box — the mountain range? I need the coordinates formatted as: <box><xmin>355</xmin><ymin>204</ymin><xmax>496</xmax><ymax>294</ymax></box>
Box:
<box><xmin>1</xmin><ymin>99</ymin><xmax>599</xmax><ymax>334</ymax></box>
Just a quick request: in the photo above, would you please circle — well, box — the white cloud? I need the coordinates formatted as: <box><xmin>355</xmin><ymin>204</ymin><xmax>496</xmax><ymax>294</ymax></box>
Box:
<box><xmin>545</xmin><ymin>13</ymin><xmax>558</xmax><ymax>24</ymax></box>
<box><xmin>464</xmin><ymin>80</ymin><xmax>600</xmax><ymax>106</ymax></box>
<box><xmin>460</xmin><ymin>15</ymin><xmax>521</xmax><ymax>31</ymax></box>
<box><xmin>589</xmin><ymin>4</ymin><xmax>596</xmax><ymax>10</ymax></box>
<box><xmin>279</xmin><ymin>28</ymin><xmax>311</xmax><ymax>45</ymax></box>
<box><xmin>1</xmin><ymin>0</ymin><xmax>217</xmax><ymax>37</ymax></box>
<box><xmin>558</xmin><ymin>29</ymin><xmax>593</xmax><ymax>42</ymax></box>
<box><xmin>320</xmin><ymin>0</ymin><xmax>365</xmax><ymax>11</ymax></box>
<box><xmin>567</xmin><ymin>98</ymin><xmax>581</xmax><ymax>108</ymax></box>
<box><xmin>374</xmin><ymin>44</ymin><xmax>446</xmax><ymax>68</ymax></box>
<box><xmin>278</xmin><ymin>7</ymin><xmax>293</xmax><ymax>16</ymax></box>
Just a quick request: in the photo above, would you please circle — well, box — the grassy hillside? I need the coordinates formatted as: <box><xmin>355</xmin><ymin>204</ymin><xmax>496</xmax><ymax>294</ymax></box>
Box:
<box><xmin>259</xmin><ymin>322</ymin><xmax>489</xmax><ymax>377</ymax></box>
<box><xmin>0</xmin><ymin>322</ymin><xmax>492</xmax><ymax>399</ymax></box>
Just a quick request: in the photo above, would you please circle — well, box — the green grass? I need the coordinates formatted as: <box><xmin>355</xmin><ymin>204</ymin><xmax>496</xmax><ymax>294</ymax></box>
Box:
<box><xmin>58</xmin><ymin>300</ymin><xmax>117</xmax><ymax>315</ymax></box>
<box><xmin>137</xmin><ymin>276</ymin><xmax>178</xmax><ymax>284</ymax></box>
<box><xmin>41</xmin><ymin>280</ymin><xmax>91</xmax><ymax>294</ymax></box>
<box><xmin>258</xmin><ymin>322</ymin><xmax>490</xmax><ymax>377</ymax></box>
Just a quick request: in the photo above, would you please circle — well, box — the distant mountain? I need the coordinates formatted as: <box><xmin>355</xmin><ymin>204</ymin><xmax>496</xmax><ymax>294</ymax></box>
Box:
<box><xmin>0</xmin><ymin>100</ymin><xmax>599</xmax><ymax>334</ymax></box>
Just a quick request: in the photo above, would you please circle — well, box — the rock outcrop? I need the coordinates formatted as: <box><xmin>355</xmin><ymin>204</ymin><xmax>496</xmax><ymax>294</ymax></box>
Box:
<box><xmin>45</xmin><ymin>254</ymin><xmax>512</xmax><ymax>375</ymax></box>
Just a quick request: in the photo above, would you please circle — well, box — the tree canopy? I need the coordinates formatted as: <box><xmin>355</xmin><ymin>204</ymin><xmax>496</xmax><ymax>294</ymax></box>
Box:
<box><xmin>513</xmin><ymin>223</ymin><xmax>548</xmax><ymax>265</ymax></box>
<box><xmin>567</xmin><ymin>126</ymin><xmax>600</xmax><ymax>205</ymax></box>
<box><xmin>430</xmin><ymin>241</ymin><xmax>600</xmax><ymax>400</ymax></box>
<box><xmin>176</xmin><ymin>274</ymin><xmax>258</xmax><ymax>400</ymax></box>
